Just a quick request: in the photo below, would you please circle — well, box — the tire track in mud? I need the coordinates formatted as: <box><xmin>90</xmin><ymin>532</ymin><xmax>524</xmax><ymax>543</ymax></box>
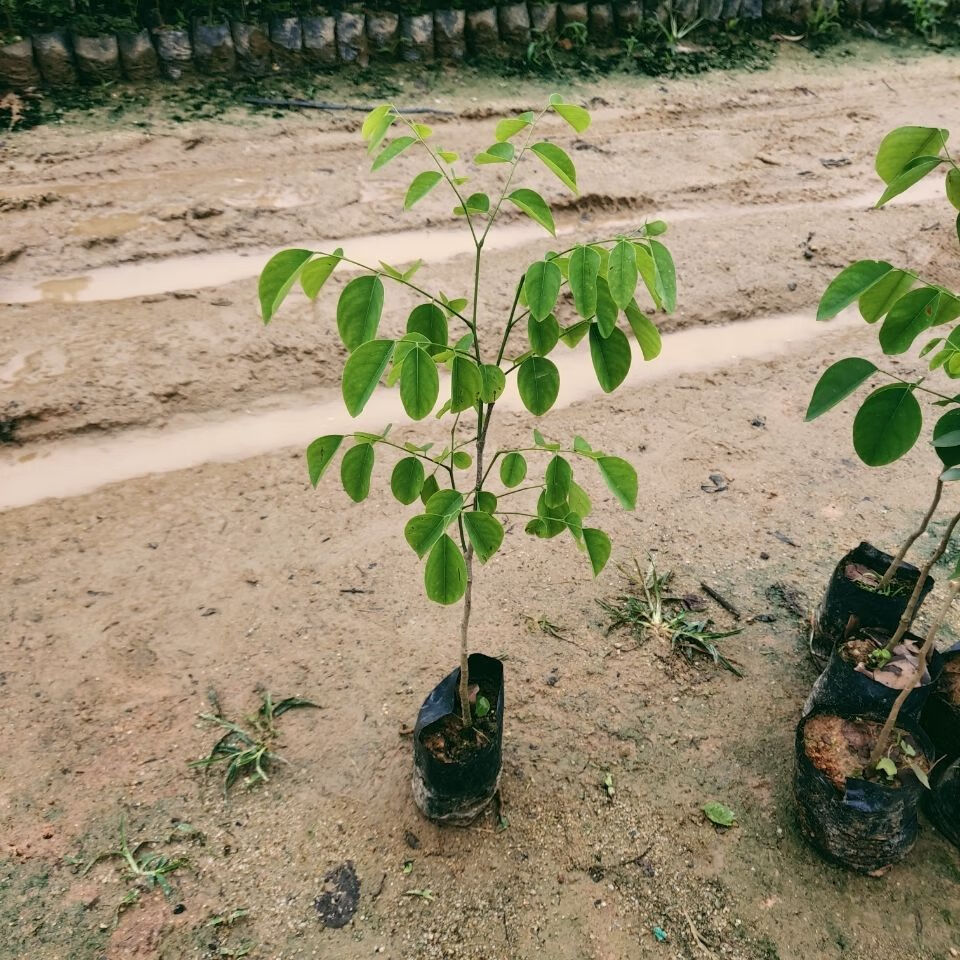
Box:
<box><xmin>0</xmin><ymin>178</ymin><xmax>938</xmax><ymax>305</ymax></box>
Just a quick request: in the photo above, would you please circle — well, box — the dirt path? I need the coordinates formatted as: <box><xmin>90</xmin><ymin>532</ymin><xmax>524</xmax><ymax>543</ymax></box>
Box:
<box><xmin>2</xmin><ymin>43</ymin><xmax>960</xmax><ymax>960</ymax></box>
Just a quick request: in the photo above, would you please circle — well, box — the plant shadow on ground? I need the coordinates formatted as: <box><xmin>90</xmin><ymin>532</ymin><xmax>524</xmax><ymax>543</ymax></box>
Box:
<box><xmin>2</xmin><ymin>21</ymin><xmax>956</xmax><ymax>133</ymax></box>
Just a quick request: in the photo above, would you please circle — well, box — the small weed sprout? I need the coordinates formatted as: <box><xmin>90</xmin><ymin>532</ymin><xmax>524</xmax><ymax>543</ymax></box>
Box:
<box><xmin>654</xmin><ymin>1</ymin><xmax>704</xmax><ymax>47</ymax></box>
<box><xmin>202</xmin><ymin>908</ymin><xmax>255</xmax><ymax>959</ymax></box>
<box><xmin>81</xmin><ymin>819</ymin><xmax>191</xmax><ymax>926</ymax></box>
<box><xmin>191</xmin><ymin>692</ymin><xmax>318</xmax><ymax>795</ymax></box>
<box><xmin>806</xmin><ymin>0</ymin><xmax>841</xmax><ymax>41</ymax></box>
<box><xmin>599</xmin><ymin>559</ymin><xmax>743</xmax><ymax>675</ymax></box>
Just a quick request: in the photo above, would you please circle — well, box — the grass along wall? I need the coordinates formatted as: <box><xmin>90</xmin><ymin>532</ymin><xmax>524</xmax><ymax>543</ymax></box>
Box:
<box><xmin>0</xmin><ymin>0</ymin><xmax>933</xmax><ymax>90</ymax></box>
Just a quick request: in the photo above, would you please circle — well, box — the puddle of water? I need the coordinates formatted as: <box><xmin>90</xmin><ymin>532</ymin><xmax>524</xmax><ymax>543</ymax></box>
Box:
<box><xmin>0</xmin><ymin>309</ymin><xmax>857</xmax><ymax>511</ymax></box>
<box><xmin>0</xmin><ymin>178</ymin><xmax>942</xmax><ymax>306</ymax></box>
<box><xmin>0</xmin><ymin>220</ymin><xmax>548</xmax><ymax>305</ymax></box>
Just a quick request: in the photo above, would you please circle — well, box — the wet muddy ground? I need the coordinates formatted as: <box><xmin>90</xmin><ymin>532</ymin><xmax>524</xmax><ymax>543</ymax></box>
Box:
<box><xmin>2</xmin><ymin>42</ymin><xmax>960</xmax><ymax>960</ymax></box>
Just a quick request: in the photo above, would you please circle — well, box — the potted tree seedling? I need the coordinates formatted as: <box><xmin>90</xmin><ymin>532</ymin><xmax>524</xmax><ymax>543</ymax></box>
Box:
<box><xmin>805</xmin><ymin>124</ymin><xmax>960</xmax><ymax>664</ymax></box>
<box><xmin>796</xmin><ymin>570</ymin><xmax>956</xmax><ymax>873</ymax></box>
<box><xmin>256</xmin><ymin>97</ymin><xmax>676</xmax><ymax>822</ymax></box>
<box><xmin>797</xmin><ymin>124</ymin><xmax>960</xmax><ymax>872</ymax></box>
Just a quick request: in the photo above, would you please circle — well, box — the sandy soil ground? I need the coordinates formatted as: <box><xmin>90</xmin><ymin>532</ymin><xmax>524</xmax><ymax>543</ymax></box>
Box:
<box><xmin>3</xmin><ymin>41</ymin><xmax>960</xmax><ymax>960</ymax></box>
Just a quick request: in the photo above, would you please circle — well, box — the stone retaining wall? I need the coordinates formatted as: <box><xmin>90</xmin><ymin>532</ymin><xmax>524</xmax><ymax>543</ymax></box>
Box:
<box><xmin>0</xmin><ymin>0</ymin><xmax>873</xmax><ymax>91</ymax></box>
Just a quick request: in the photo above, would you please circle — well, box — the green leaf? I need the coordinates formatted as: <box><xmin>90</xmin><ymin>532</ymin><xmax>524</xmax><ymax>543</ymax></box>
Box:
<box><xmin>306</xmin><ymin>435</ymin><xmax>343</xmax><ymax>487</ymax></box>
<box><xmin>528</xmin><ymin>314</ymin><xmax>560</xmax><ymax>356</ymax></box>
<box><xmin>568</xmin><ymin>479</ymin><xmax>592</xmax><ymax>518</ymax></box>
<box><xmin>817</xmin><ymin>260</ymin><xmax>893</xmax><ymax>321</ymax></box>
<box><xmin>853</xmin><ymin>384</ymin><xmax>923</xmax><ymax>466</ymax></box>
<box><xmin>474</xmin><ymin>695</ymin><xmax>491</xmax><ymax>718</ymax></box>
<box><xmin>300</xmin><ymin>248</ymin><xmax>343</xmax><ymax>300</ymax></box>
<box><xmin>259</xmin><ymin>248</ymin><xmax>313</xmax><ymax>323</ymax></box>
<box><xmin>583</xmin><ymin>528</ymin><xmax>611</xmax><ymax>575</ymax></box>
<box><xmin>517</xmin><ymin>356</ymin><xmax>560</xmax><ymax>415</ymax></box>
<box><xmin>366</xmin><ymin>111</ymin><xmax>396</xmax><ymax>155</ymax></box>
<box><xmin>379</xmin><ymin>260</ymin><xmax>403</xmax><ymax>280</ymax></box>
<box><xmin>463</xmin><ymin>511</ymin><xmax>504</xmax><ymax>563</ymax></box>
<box><xmin>476</xmin><ymin>491</ymin><xmax>498</xmax><ymax>513</ymax></box>
<box><xmin>634</xmin><ymin>243</ymin><xmax>663</xmax><ymax>311</ymax></box>
<box><xmin>933</xmin><ymin>292</ymin><xmax>960</xmax><ymax>328</ymax></box>
<box><xmin>933</xmin><ymin>409</ymin><xmax>960</xmax><ymax>469</ymax></box>
<box><xmin>880</xmin><ymin>287</ymin><xmax>940</xmax><ymax>355</ymax></box>
<box><xmin>551</xmin><ymin>101</ymin><xmax>591</xmax><ymax>133</ymax></box>
<box><xmin>337</xmin><ymin>275</ymin><xmax>384</xmax><ymax>350</ymax></box>
<box><xmin>480</xmin><ymin>364</ymin><xmax>506</xmax><ymax>403</ymax></box>
<box><xmin>412</xmin><ymin>123</ymin><xmax>432</xmax><ymax>140</ymax></box>
<box><xmin>404</xmin><ymin>493</ymin><xmax>464</xmax><ymax>558</ymax></box>
<box><xmin>506</xmin><ymin>188</ymin><xmax>556</xmax><ymax>236</ymax></box>
<box><xmin>496</xmin><ymin>116</ymin><xmax>531</xmax><ymax>141</ymax></box>
<box><xmin>500</xmin><ymin>452</ymin><xmax>527</xmax><ymax>487</ymax></box>
<box><xmin>875</xmin><ymin>126</ymin><xmax>947</xmax><ymax>184</ymax></box>
<box><xmin>564</xmin><ymin>510</ymin><xmax>583</xmax><ymax>541</ymax></box>
<box><xmin>400</xmin><ymin>346</ymin><xmax>439</xmax><ymax>421</ymax></box>
<box><xmin>342</xmin><ymin>339</ymin><xmax>394</xmax><ymax>417</ymax></box>
<box><xmin>420</xmin><ymin>474</ymin><xmax>440</xmax><ymax>505</ymax></box>
<box><xmin>535</xmin><ymin>490</ymin><xmax>567</xmax><ymax>538</ymax></box>
<box><xmin>533</xmin><ymin>428</ymin><xmax>558</xmax><ymax>449</ymax></box>
<box><xmin>452</xmin><ymin>452</ymin><xmax>472</xmax><ymax>469</ymax></box>
<box><xmin>608</xmin><ymin>239</ymin><xmax>639</xmax><ymax>310</ymax></box>
<box><xmin>475</xmin><ymin>142</ymin><xmax>514</xmax><ymax>164</ymax></box>
<box><xmin>524</xmin><ymin>260</ymin><xmax>563</xmax><ymax>322</ymax></box>
<box><xmin>595</xmin><ymin>276</ymin><xmax>619</xmax><ymax>338</ymax></box>
<box><xmin>858</xmin><ymin>269</ymin><xmax>914</xmax><ymax>324</ymax></box>
<box><xmin>406</xmin><ymin>303</ymin><xmax>448</xmax><ymax>351</ymax></box>
<box><xmin>531</xmin><ymin>142</ymin><xmax>578</xmax><ymax>193</ymax></box>
<box><xmin>597</xmin><ymin>456</ymin><xmax>637</xmax><ymax>510</ymax></box>
<box><xmin>425</xmin><ymin>488</ymin><xmax>465</xmax><ymax>520</ymax></box>
<box><xmin>390</xmin><ymin>333</ymin><xmax>429</xmax><ymax>384</ymax></box>
<box><xmin>560</xmin><ymin>319</ymin><xmax>591</xmax><ymax>348</ymax></box>
<box><xmin>404</xmin><ymin>171</ymin><xmax>443</xmax><ymax>209</ymax></box>
<box><xmin>454</xmin><ymin>192</ymin><xmax>490</xmax><ymax>216</ymax></box>
<box><xmin>391</xmin><ymin>457</ymin><xmax>425</xmax><ymax>504</ymax></box>
<box><xmin>875</xmin><ymin>757</ymin><xmax>898</xmax><ymax>780</ymax></box>
<box><xmin>451</xmin><ymin>355</ymin><xmax>483</xmax><ymax>413</ymax></box>
<box><xmin>545</xmin><ymin>455</ymin><xmax>572</xmax><ymax>508</ymax></box>
<box><xmin>372</xmin><ymin>136</ymin><xmax>415</xmax><ymax>171</ymax></box>
<box><xmin>805</xmin><ymin>358</ymin><xmax>877</xmax><ymax>421</ymax></box>
<box><xmin>438</xmin><ymin>294</ymin><xmax>469</xmax><ymax>319</ymax></box>
<box><xmin>624</xmin><ymin>301</ymin><xmax>661</xmax><ymax>360</ymax></box>
<box><xmin>947</xmin><ymin>168</ymin><xmax>960</xmax><ymax>211</ymax></box>
<box><xmin>649</xmin><ymin>240</ymin><xmax>676</xmax><ymax>314</ymax></box>
<box><xmin>877</xmin><ymin>157</ymin><xmax>942</xmax><ymax>207</ymax></box>
<box><xmin>340</xmin><ymin>443</ymin><xmax>375</xmax><ymax>502</ymax></box>
<box><xmin>437</xmin><ymin>149</ymin><xmax>458</xmax><ymax>164</ymax></box>
<box><xmin>568</xmin><ymin>245</ymin><xmax>601</xmax><ymax>320</ymax></box>
<box><xmin>644</xmin><ymin>220</ymin><xmax>667</xmax><ymax>237</ymax></box>
<box><xmin>361</xmin><ymin>104</ymin><xmax>391</xmax><ymax>141</ymax></box>
<box><xmin>703</xmin><ymin>802</ymin><xmax>736</xmax><ymax>827</ymax></box>
<box><xmin>424</xmin><ymin>534</ymin><xmax>467</xmax><ymax>605</ymax></box>
<box><xmin>590</xmin><ymin>324</ymin><xmax>632</xmax><ymax>393</ymax></box>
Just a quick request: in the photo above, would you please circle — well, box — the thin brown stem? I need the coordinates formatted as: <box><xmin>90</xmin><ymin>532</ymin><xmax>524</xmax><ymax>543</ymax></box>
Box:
<box><xmin>458</xmin><ymin>543</ymin><xmax>474</xmax><ymax>728</ymax></box>
<box><xmin>868</xmin><ymin>577</ymin><xmax>960</xmax><ymax>769</ymax></box>
<box><xmin>878</xmin><ymin>478</ymin><xmax>943</xmax><ymax>590</ymax></box>
<box><xmin>885</xmin><ymin>506</ymin><xmax>960</xmax><ymax>651</ymax></box>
